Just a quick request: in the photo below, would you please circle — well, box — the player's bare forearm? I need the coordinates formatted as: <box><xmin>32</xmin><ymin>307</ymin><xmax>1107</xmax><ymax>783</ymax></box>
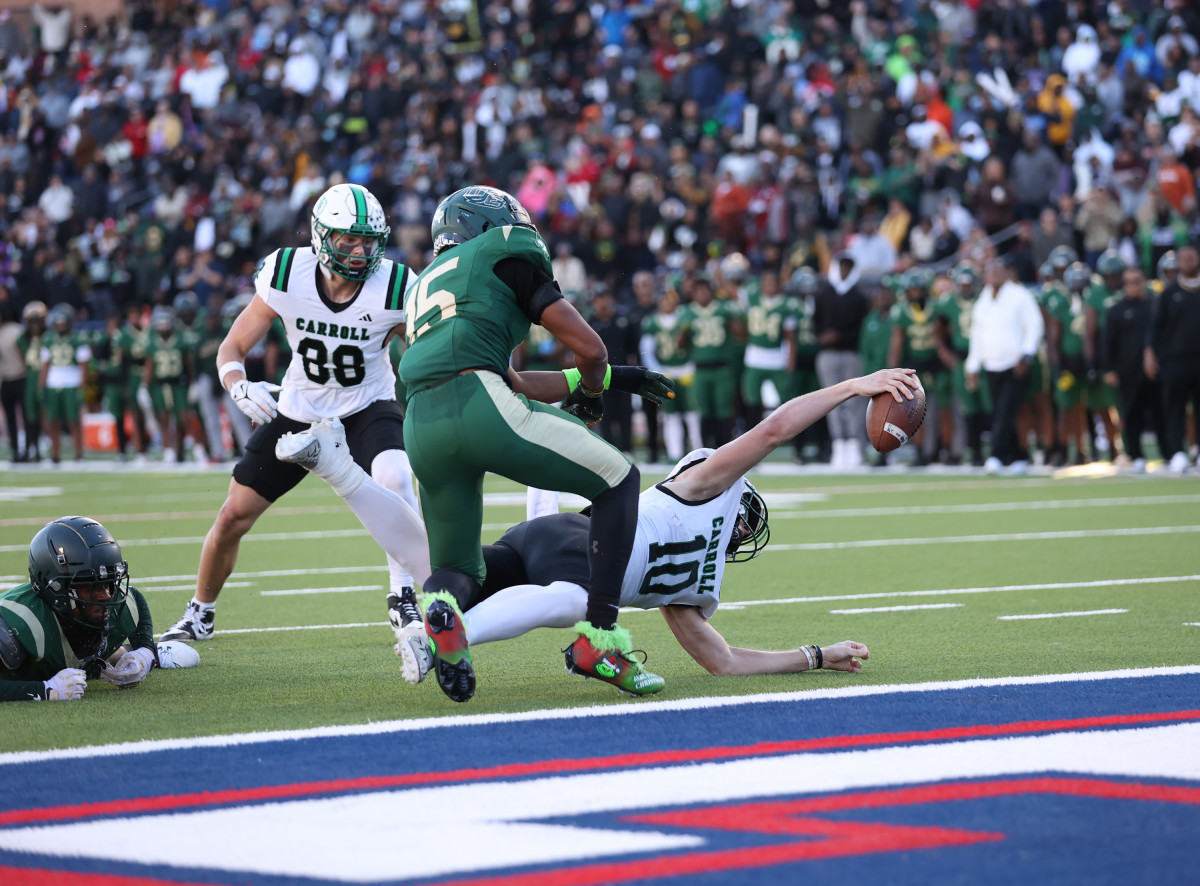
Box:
<box><xmin>540</xmin><ymin>300</ymin><xmax>607</xmax><ymax>390</ymax></box>
<box><xmin>217</xmin><ymin>297</ymin><xmax>277</xmax><ymax>390</ymax></box>
<box><xmin>508</xmin><ymin>368</ymin><xmax>569</xmax><ymax>403</ymax></box>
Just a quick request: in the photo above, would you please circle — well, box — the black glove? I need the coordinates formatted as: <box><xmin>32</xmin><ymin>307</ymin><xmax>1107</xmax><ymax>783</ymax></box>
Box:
<box><xmin>609</xmin><ymin>365</ymin><xmax>676</xmax><ymax>406</ymax></box>
<box><xmin>563</xmin><ymin>386</ymin><xmax>604</xmax><ymax>425</ymax></box>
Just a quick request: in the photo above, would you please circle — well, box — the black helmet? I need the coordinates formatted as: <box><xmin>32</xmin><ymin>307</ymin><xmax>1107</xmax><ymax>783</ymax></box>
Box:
<box><xmin>727</xmin><ymin>480</ymin><xmax>770</xmax><ymax>563</ymax></box>
<box><xmin>431</xmin><ymin>186</ymin><xmax>535</xmax><ymax>256</ymax></box>
<box><xmin>29</xmin><ymin>516</ymin><xmax>129</xmax><ymax>645</ymax></box>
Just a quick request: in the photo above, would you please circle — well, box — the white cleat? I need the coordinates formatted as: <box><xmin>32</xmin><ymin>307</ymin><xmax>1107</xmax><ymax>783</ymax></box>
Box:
<box><xmin>275</xmin><ymin>418</ymin><xmax>364</xmax><ymax>496</ymax></box>
<box><xmin>388</xmin><ymin>588</ymin><xmax>432</xmax><ymax>684</ymax></box>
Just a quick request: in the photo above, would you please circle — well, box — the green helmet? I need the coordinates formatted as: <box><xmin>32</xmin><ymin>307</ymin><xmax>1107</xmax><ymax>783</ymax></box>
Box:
<box><xmin>431</xmin><ymin>186</ymin><xmax>536</xmax><ymax>256</ymax></box>
<box><xmin>1049</xmin><ymin>245</ymin><xmax>1078</xmax><ymax>271</ymax></box>
<box><xmin>1064</xmin><ymin>261</ymin><xmax>1092</xmax><ymax>292</ymax></box>
<box><xmin>1097</xmin><ymin>250</ymin><xmax>1126</xmax><ymax>277</ymax></box>
<box><xmin>952</xmin><ymin>264</ymin><xmax>980</xmax><ymax>298</ymax></box>
<box><xmin>28</xmin><ymin>516</ymin><xmax>130</xmax><ymax>675</ymax></box>
<box><xmin>789</xmin><ymin>266</ymin><xmax>821</xmax><ymax>296</ymax></box>
<box><xmin>49</xmin><ymin>304</ymin><xmax>76</xmax><ymax>332</ymax></box>
<box><xmin>1038</xmin><ymin>260</ymin><xmax>1055</xmax><ymax>282</ymax></box>
<box><xmin>310</xmin><ymin>183</ymin><xmax>391</xmax><ymax>281</ymax></box>
<box><xmin>1157</xmin><ymin>250</ymin><xmax>1179</xmax><ymax>278</ymax></box>
<box><xmin>173</xmin><ymin>291</ymin><xmax>200</xmax><ymax>323</ymax></box>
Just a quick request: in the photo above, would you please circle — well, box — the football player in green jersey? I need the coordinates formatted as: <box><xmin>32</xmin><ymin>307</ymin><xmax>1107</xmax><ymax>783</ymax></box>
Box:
<box><xmin>1083</xmin><ymin>250</ymin><xmax>1126</xmax><ymax>462</ymax></box>
<box><xmin>741</xmin><ymin>270</ymin><xmax>798</xmax><ymax>430</ymax></box>
<box><xmin>934</xmin><ymin>264</ymin><xmax>990</xmax><ymax>465</ymax></box>
<box><xmin>399</xmin><ymin>186</ymin><xmax>674</xmax><ymax>703</ymax></box>
<box><xmin>39</xmin><ymin>305</ymin><xmax>91</xmax><ymax>463</ymax></box>
<box><xmin>0</xmin><ymin>517</ymin><xmax>158</xmax><ymax>702</ymax></box>
<box><xmin>1047</xmin><ymin>262</ymin><xmax>1092</xmax><ymax>463</ymax></box>
<box><xmin>640</xmin><ymin>288</ymin><xmax>701</xmax><ymax>461</ymax></box>
<box><xmin>93</xmin><ymin>311</ymin><xmax>142</xmax><ymax>460</ymax></box>
<box><xmin>17</xmin><ymin>301</ymin><xmax>47</xmax><ymax>462</ymax></box>
<box><xmin>888</xmin><ymin>269</ymin><xmax>940</xmax><ymax>463</ymax></box>
<box><xmin>143</xmin><ymin>306</ymin><xmax>194</xmax><ymax>463</ymax></box>
<box><xmin>677</xmin><ymin>277</ymin><xmax>745</xmax><ymax>447</ymax></box>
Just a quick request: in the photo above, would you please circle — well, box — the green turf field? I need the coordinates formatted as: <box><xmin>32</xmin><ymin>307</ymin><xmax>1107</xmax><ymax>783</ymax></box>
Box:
<box><xmin>0</xmin><ymin>466</ymin><xmax>1197</xmax><ymax>753</ymax></box>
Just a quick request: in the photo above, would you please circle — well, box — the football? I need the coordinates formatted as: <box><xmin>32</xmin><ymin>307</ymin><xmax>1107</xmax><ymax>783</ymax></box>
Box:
<box><xmin>865</xmin><ymin>383</ymin><xmax>927</xmax><ymax>452</ymax></box>
<box><xmin>156</xmin><ymin>639</ymin><xmax>201</xmax><ymax>669</ymax></box>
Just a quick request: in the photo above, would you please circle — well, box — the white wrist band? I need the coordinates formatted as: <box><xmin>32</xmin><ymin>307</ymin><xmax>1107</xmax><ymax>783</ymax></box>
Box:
<box><xmin>218</xmin><ymin>361</ymin><xmax>246</xmax><ymax>385</ymax></box>
<box><xmin>800</xmin><ymin>645</ymin><xmax>814</xmax><ymax>671</ymax></box>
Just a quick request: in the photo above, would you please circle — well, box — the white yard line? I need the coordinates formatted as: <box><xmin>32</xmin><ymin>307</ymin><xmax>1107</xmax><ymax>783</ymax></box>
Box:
<box><xmin>772</xmin><ymin>494</ymin><xmax>1200</xmax><ymax>519</ymax></box>
<box><xmin>770</xmin><ymin>524</ymin><xmax>1200</xmax><ymax>551</ymax></box>
<box><xmin>998</xmin><ymin>609</ymin><xmax>1129</xmax><ymax>620</ymax></box>
<box><xmin>138</xmin><ymin>582</ymin><xmax>252</xmax><ymax>593</ymax></box>
<box><xmin>260</xmin><ymin>585</ymin><xmax>381</xmax><ymax>597</ymax></box>
<box><xmin>830</xmin><ymin>603</ymin><xmax>964</xmax><ymax>614</ymax></box>
<box><xmin>4</xmin><ymin>665</ymin><xmax>1198</xmax><ymax>765</ymax></box>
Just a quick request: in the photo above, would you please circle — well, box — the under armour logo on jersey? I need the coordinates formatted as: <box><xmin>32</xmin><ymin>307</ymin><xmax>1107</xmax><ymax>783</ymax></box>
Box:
<box><xmin>359</xmin><ymin>313</ymin><xmax>372</xmax><ymax>323</ymax></box>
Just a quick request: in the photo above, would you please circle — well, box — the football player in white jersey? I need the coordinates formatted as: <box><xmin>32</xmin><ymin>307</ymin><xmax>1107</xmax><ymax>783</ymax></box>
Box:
<box><xmin>286</xmin><ymin>366</ymin><xmax>918</xmax><ymax>684</ymax></box>
<box><xmin>161</xmin><ymin>183</ymin><xmax>433</xmax><ymax>677</ymax></box>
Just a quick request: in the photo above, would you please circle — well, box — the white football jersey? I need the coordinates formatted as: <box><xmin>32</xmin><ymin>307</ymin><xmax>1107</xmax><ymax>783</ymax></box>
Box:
<box><xmin>254</xmin><ymin>246</ymin><xmax>413</xmax><ymax>422</ymax></box>
<box><xmin>620</xmin><ymin>449</ymin><xmax>747</xmax><ymax>619</ymax></box>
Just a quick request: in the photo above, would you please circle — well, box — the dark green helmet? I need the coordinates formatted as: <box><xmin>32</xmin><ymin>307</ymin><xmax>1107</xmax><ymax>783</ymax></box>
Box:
<box><xmin>727</xmin><ymin>480</ymin><xmax>770</xmax><ymax>563</ymax></box>
<box><xmin>1064</xmin><ymin>261</ymin><xmax>1092</xmax><ymax>292</ymax></box>
<box><xmin>903</xmin><ymin>268</ymin><xmax>928</xmax><ymax>292</ymax></box>
<box><xmin>1157</xmin><ymin>250</ymin><xmax>1179</xmax><ymax>278</ymax></box>
<box><xmin>952</xmin><ymin>263</ymin><xmax>980</xmax><ymax>298</ymax></box>
<box><xmin>431</xmin><ymin>186</ymin><xmax>536</xmax><ymax>256</ymax></box>
<box><xmin>29</xmin><ymin>517</ymin><xmax>130</xmax><ymax>674</ymax></box>
<box><xmin>49</xmin><ymin>304</ymin><xmax>76</xmax><ymax>331</ymax></box>
<box><xmin>1097</xmin><ymin>250</ymin><xmax>1126</xmax><ymax>277</ymax></box>
<box><xmin>789</xmin><ymin>266</ymin><xmax>821</xmax><ymax>296</ymax></box>
<box><xmin>173</xmin><ymin>290</ymin><xmax>200</xmax><ymax>322</ymax></box>
<box><xmin>1038</xmin><ymin>260</ymin><xmax>1055</xmax><ymax>282</ymax></box>
<box><xmin>1049</xmin><ymin>245</ymin><xmax>1078</xmax><ymax>271</ymax></box>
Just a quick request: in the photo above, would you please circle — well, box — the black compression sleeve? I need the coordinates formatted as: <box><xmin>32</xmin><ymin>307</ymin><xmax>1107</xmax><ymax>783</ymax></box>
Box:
<box><xmin>493</xmin><ymin>258</ymin><xmax>563</xmax><ymax>324</ymax></box>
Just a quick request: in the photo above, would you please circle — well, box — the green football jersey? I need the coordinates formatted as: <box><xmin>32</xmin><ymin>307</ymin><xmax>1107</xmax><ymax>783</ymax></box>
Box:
<box><xmin>400</xmin><ymin>225</ymin><xmax>553</xmax><ymax>391</ymax></box>
<box><xmin>145</xmin><ymin>332</ymin><xmax>188</xmax><ymax>381</ymax></box>
<box><xmin>745</xmin><ymin>293</ymin><xmax>798</xmax><ymax>350</ymax></box>
<box><xmin>18</xmin><ymin>332</ymin><xmax>43</xmax><ymax>373</ymax></box>
<box><xmin>793</xmin><ymin>298</ymin><xmax>819</xmax><ymax>362</ymax></box>
<box><xmin>1044</xmin><ymin>289</ymin><xmax>1086</xmax><ymax>357</ymax></box>
<box><xmin>93</xmin><ymin>327</ymin><xmax>135</xmax><ymax>383</ymax></box>
<box><xmin>935</xmin><ymin>294</ymin><xmax>975</xmax><ymax>353</ymax></box>
<box><xmin>679</xmin><ymin>300</ymin><xmax>740</xmax><ymax>364</ymax></box>
<box><xmin>859</xmin><ymin>310</ymin><xmax>893</xmax><ymax>376</ymax></box>
<box><xmin>889</xmin><ymin>301</ymin><xmax>938</xmax><ymax>364</ymax></box>
<box><xmin>41</xmin><ymin>331</ymin><xmax>87</xmax><ymax>368</ymax></box>
<box><xmin>642</xmin><ymin>312</ymin><xmax>691</xmax><ymax>368</ymax></box>
<box><xmin>1085</xmin><ymin>280</ymin><xmax>1122</xmax><ymax>331</ymax></box>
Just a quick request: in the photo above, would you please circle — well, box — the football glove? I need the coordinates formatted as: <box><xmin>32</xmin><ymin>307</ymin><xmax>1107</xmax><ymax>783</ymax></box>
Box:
<box><xmin>101</xmin><ymin>647</ymin><xmax>156</xmax><ymax>688</ymax></box>
<box><xmin>563</xmin><ymin>386</ymin><xmax>604</xmax><ymax>425</ymax></box>
<box><xmin>609</xmin><ymin>366</ymin><xmax>676</xmax><ymax>406</ymax></box>
<box><xmin>44</xmin><ymin>668</ymin><xmax>87</xmax><ymax>700</ymax></box>
<box><xmin>230</xmin><ymin>379</ymin><xmax>282</xmax><ymax>425</ymax></box>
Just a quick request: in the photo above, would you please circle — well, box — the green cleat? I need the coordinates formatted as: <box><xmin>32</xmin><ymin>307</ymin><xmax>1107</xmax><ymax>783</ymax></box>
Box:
<box><xmin>423</xmin><ymin>592</ymin><xmax>475</xmax><ymax>703</ymax></box>
<box><xmin>564</xmin><ymin>621</ymin><xmax>665</xmax><ymax>697</ymax></box>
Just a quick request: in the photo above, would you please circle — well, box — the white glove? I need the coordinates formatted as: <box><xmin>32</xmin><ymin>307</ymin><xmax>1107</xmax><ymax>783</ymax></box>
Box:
<box><xmin>136</xmin><ymin>385</ymin><xmax>153</xmax><ymax>412</ymax></box>
<box><xmin>187</xmin><ymin>380</ymin><xmax>202</xmax><ymax>405</ymax></box>
<box><xmin>100</xmin><ymin>647</ymin><xmax>156</xmax><ymax>688</ymax></box>
<box><xmin>44</xmin><ymin>668</ymin><xmax>87</xmax><ymax>700</ymax></box>
<box><xmin>230</xmin><ymin>379</ymin><xmax>283</xmax><ymax>425</ymax></box>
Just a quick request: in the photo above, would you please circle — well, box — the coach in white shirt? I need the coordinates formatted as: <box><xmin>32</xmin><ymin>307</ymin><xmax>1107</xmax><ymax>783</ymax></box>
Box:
<box><xmin>965</xmin><ymin>260</ymin><xmax>1045</xmax><ymax>469</ymax></box>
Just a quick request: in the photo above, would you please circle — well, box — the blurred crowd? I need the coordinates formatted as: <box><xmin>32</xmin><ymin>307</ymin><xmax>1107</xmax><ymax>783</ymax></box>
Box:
<box><xmin>0</xmin><ymin>0</ymin><xmax>1197</xmax><ymax>470</ymax></box>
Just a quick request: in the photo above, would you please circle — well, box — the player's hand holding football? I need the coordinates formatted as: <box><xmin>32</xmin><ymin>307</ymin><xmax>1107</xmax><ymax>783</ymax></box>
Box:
<box><xmin>230</xmin><ymin>379</ymin><xmax>283</xmax><ymax>425</ymax></box>
<box><xmin>609</xmin><ymin>365</ymin><xmax>676</xmax><ymax>405</ymax></box>
<box><xmin>818</xmin><ymin>641</ymin><xmax>870</xmax><ymax>673</ymax></box>
<box><xmin>43</xmin><ymin>667</ymin><xmax>87</xmax><ymax>700</ymax></box>
<box><xmin>563</xmin><ymin>385</ymin><xmax>604</xmax><ymax>425</ymax></box>
<box><xmin>849</xmin><ymin>368</ymin><xmax>920</xmax><ymax>403</ymax></box>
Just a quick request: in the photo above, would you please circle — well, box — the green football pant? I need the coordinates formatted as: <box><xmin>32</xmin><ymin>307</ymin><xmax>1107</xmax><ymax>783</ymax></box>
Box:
<box><xmin>405</xmin><ymin>371</ymin><xmax>632</xmax><ymax>584</ymax></box>
<box><xmin>24</xmin><ymin>369</ymin><xmax>41</xmax><ymax>422</ymax></box>
<box><xmin>741</xmin><ymin>367</ymin><xmax>795</xmax><ymax>407</ymax></box>
<box><xmin>951</xmin><ymin>363</ymin><xmax>991</xmax><ymax>416</ymax></box>
<box><xmin>150</xmin><ymin>381</ymin><xmax>188</xmax><ymax>419</ymax></box>
<box><xmin>692</xmin><ymin>365</ymin><xmax>735</xmax><ymax>420</ymax></box>
<box><xmin>41</xmin><ymin>387</ymin><xmax>81</xmax><ymax>423</ymax></box>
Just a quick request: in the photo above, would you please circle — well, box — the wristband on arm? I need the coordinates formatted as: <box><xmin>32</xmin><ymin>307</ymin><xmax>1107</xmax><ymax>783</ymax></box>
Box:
<box><xmin>562</xmin><ymin>365</ymin><xmax>612</xmax><ymax>394</ymax></box>
<box><xmin>218</xmin><ymin>361</ymin><xmax>246</xmax><ymax>386</ymax></box>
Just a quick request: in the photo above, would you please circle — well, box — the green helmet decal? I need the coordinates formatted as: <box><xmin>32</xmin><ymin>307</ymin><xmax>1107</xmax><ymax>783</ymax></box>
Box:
<box><xmin>311</xmin><ymin>183</ymin><xmax>391</xmax><ymax>281</ymax></box>
<box><xmin>431</xmin><ymin>186</ymin><xmax>536</xmax><ymax>256</ymax></box>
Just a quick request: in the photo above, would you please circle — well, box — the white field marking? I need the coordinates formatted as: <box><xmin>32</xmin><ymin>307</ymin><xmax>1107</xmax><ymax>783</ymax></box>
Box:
<box><xmin>1186</xmin><ymin>623</ymin><xmax>1200</xmax><ymax>627</ymax></box>
<box><xmin>158</xmin><ymin>622</ymin><xmax>387</xmax><ymax>639</ymax></box>
<box><xmin>743</xmin><ymin>477</ymin><xmax>1157</xmax><ymax>494</ymax></box>
<box><xmin>4</xmin><ymin>665</ymin><xmax>1199</xmax><ymax>766</ymax></box>
<box><xmin>771</xmin><ymin>493</ymin><xmax>1200</xmax><ymax>519</ymax></box>
<box><xmin>0</xmin><ymin>486</ymin><xmax>62</xmax><ymax>501</ymax></box>
<box><xmin>770</xmin><ymin>524</ymin><xmax>1200</xmax><ymax>551</ymax></box>
<box><xmin>0</xmin><ymin>506</ymin><xmax>350</xmax><ymax>528</ymax></box>
<box><xmin>138</xmin><ymin>566</ymin><xmax>388</xmax><ymax>584</ymax></box>
<box><xmin>138</xmin><ymin>582</ymin><xmax>253</xmax><ymax>593</ymax></box>
<box><xmin>830</xmin><ymin>603</ymin><xmax>964</xmax><ymax>614</ymax></box>
<box><xmin>2</xmin><ymin>722</ymin><xmax>1198</xmax><ymax>884</ymax></box>
<box><xmin>0</xmin><ymin>528</ymin><xmax>370</xmax><ymax>554</ymax></box>
<box><xmin>998</xmin><ymin>609</ymin><xmax>1129</xmax><ymax>620</ymax></box>
<box><xmin>260</xmin><ymin>585</ymin><xmax>381</xmax><ymax>597</ymax></box>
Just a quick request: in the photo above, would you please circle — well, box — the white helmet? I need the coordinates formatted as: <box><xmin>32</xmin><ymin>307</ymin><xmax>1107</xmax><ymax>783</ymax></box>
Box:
<box><xmin>310</xmin><ymin>183</ymin><xmax>391</xmax><ymax>281</ymax></box>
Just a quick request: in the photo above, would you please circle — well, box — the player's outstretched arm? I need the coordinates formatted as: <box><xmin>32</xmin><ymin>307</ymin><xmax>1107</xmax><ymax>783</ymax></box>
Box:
<box><xmin>667</xmin><ymin>368</ymin><xmax>920</xmax><ymax>500</ymax></box>
<box><xmin>660</xmin><ymin>605</ymin><xmax>869</xmax><ymax>676</ymax></box>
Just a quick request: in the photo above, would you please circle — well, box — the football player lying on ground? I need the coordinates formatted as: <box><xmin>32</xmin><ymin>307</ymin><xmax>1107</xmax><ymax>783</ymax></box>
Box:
<box><xmin>282</xmin><ymin>368</ymin><xmax>918</xmax><ymax>684</ymax></box>
<box><xmin>0</xmin><ymin>517</ymin><xmax>159</xmax><ymax>701</ymax></box>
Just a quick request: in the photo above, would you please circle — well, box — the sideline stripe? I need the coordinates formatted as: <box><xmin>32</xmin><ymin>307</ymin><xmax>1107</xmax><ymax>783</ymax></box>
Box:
<box><xmin>998</xmin><ymin>609</ymin><xmax>1128</xmax><ymax>621</ymax></box>
<box><xmin>260</xmin><ymin>585</ymin><xmax>380</xmax><ymax>597</ymax></box>
<box><xmin>772</xmin><ymin>494</ymin><xmax>1200</xmax><ymax>519</ymax></box>
<box><xmin>831</xmin><ymin>604</ymin><xmax>963</xmax><ymax>615</ymax></box>
<box><xmin>771</xmin><ymin>525</ymin><xmax>1200</xmax><ymax>551</ymax></box>
<box><xmin>2</xmin><ymin>709</ymin><xmax>1198</xmax><ymax>828</ymax></box>
<box><xmin>4</xmin><ymin>666</ymin><xmax>1199</xmax><ymax>767</ymax></box>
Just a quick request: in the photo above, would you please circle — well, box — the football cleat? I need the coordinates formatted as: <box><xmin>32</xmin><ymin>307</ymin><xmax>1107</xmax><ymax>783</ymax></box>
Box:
<box><xmin>275</xmin><ymin>418</ymin><xmax>364</xmax><ymax>496</ymax></box>
<box><xmin>159</xmin><ymin>601</ymin><xmax>214</xmax><ymax>642</ymax></box>
<box><xmin>388</xmin><ymin>587</ymin><xmax>432</xmax><ymax>684</ymax></box>
<box><xmin>156</xmin><ymin>639</ymin><xmax>201</xmax><ymax>669</ymax></box>
<box><xmin>564</xmin><ymin>622</ymin><xmax>665</xmax><ymax>697</ymax></box>
<box><xmin>423</xmin><ymin>593</ymin><xmax>475</xmax><ymax>703</ymax></box>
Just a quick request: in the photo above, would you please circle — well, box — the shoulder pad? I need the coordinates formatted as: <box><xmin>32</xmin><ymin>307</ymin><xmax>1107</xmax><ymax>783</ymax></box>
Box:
<box><xmin>488</xmin><ymin>225</ymin><xmax>553</xmax><ymax>277</ymax></box>
<box><xmin>0</xmin><ymin>614</ymin><xmax>27</xmax><ymax>670</ymax></box>
<box><xmin>256</xmin><ymin>248</ymin><xmax>299</xmax><ymax>293</ymax></box>
<box><xmin>383</xmin><ymin>260</ymin><xmax>411</xmax><ymax>313</ymax></box>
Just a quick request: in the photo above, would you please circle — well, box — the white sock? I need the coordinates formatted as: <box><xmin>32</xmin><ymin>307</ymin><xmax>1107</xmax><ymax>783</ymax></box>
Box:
<box><xmin>684</xmin><ymin>411</ymin><xmax>703</xmax><ymax>450</ymax></box>
<box><xmin>663</xmin><ymin>413</ymin><xmax>685</xmax><ymax>460</ymax></box>
<box><xmin>526</xmin><ymin>487</ymin><xmax>561</xmax><ymax>521</ymax></box>
<box><xmin>463</xmin><ymin>581</ymin><xmax>588</xmax><ymax>645</ymax></box>
<box><xmin>190</xmin><ymin>597</ymin><xmax>214</xmax><ymax>612</ymax></box>
<box><xmin>371</xmin><ymin>450</ymin><xmax>422</xmax><ymax>593</ymax></box>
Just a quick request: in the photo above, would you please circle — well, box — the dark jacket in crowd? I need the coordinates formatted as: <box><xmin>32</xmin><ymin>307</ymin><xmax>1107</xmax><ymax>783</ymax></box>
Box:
<box><xmin>1104</xmin><ymin>296</ymin><xmax>1154</xmax><ymax>379</ymax></box>
<box><xmin>1149</xmin><ymin>280</ymin><xmax>1200</xmax><ymax>365</ymax></box>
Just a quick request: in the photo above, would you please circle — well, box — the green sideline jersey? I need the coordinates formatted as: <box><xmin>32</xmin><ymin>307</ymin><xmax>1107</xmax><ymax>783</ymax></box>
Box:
<box><xmin>1086</xmin><ymin>279</ymin><xmax>1122</xmax><ymax>331</ymax></box>
<box><xmin>935</xmin><ymin>294</ymin><xmax>975</xmax><ymax>353</ymax></box>
<box><xmin>19</xmin><ymin>332</ymin><xmax>43</xmax><ymax>375</ymax></box>
<box><xmin>0</xmin><ymin>583</ymin><xmax>153</xmax><ymax>702</ymax></box>
<box><xmin>1044</xmin><ymin>288</ymin><xmax>1086</xmax><ymax>357</ymax></box>
<box><xmin>642</xmin><ymin>312</ymin><xmax>691</xmax><ymax>368</ymax></box>
<box><xmin>93</xmin><ymin>327</ymin><xmax>137</xmax><ymax>384</ymax></box>
<box><xmin>145</xmin><ymin>332</ymin><xmax>189</xmax><ymax>382</ymax></box>
<box><xmin>744</xmin><ymin>292</ymin><xmax>798</xmax><ymax>350</ymax></box>
<box><xmin>859</xmin><ymin>310</ymin><xmax>893</xmax><ymax>376</ymax></box>
<box><xmin>41</xmin><ymin>331</ymin><xmax>89</xmax><ymax>370</ymax></box>
<box><xmin>889</xmin><ymin>301</ymin><xmax>938</xmax><ymax>365</ymax></box>
<box><xmin>400</xmin><ymin>225</ymin><xmax>553</xmax><ymax>393</ymax></box>
<box><xmin>678</xmin><ymin>300</ymin><xmax>741</xmax><ymax>365</ymax></box>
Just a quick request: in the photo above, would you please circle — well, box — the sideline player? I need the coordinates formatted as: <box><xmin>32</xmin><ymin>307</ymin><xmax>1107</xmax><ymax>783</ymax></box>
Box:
<box><xmin>160</xmin><ymin>184</ymin><xmax>431</xmax><ymax>673</ymax></box>
<box><xmin>0</xmin><ymin>517</ymin><xmax>157</xmax><ymax>701</ymax></box>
